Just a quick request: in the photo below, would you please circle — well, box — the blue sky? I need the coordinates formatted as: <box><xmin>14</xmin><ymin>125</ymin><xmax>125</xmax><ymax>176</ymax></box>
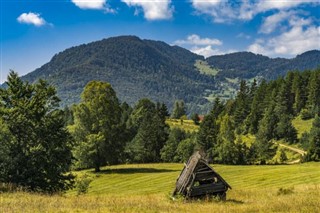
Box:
<box><xmin>1</xmin><ymin>0</ymin><xmax>319</xmax><ymax>83</ymax></box>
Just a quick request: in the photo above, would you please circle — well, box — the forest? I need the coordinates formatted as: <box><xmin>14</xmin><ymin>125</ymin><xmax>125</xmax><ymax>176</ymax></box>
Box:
<box><xmin>0</xmin><ymin>68</ymin><xmax>320</xmax><ymax>193</ymax></box>
<box><xmin>22</xmin><ymin>36</ymin><xmax>320</xmax><ymax>114</ymax></box>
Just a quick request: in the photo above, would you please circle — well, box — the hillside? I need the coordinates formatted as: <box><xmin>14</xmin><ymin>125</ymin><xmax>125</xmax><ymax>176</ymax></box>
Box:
<box><xmin>23</xmin><ymin>36</ymin><xmax>213</xmax><ymax>112</ymax></box>
<box><xmin>21</xmin><ymin>36</ymin><xmax>320</xmax><ymax>113</ymax></box>
<box><xmin>206</xmin><ymin>50</ymin><xmax>320</xmax><ymax>80</ymax></box>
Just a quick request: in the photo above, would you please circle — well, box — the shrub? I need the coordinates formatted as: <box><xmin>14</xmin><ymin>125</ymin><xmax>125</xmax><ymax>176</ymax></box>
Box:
<box><xmin>76</xmin><ymin>174</ymin><xmax>92</xmax><ymax>195</ymax></box>
<box><xmin>277</xmin><ymin>187</ymin><xmax>294</xmax><ymax>196</ymax></box>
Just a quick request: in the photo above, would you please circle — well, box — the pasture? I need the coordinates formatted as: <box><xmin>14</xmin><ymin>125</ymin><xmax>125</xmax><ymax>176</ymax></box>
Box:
<box><xmin>1</xmin><ymin>162</ymin><xmax>319</xmax><ymax>212</ymax></box>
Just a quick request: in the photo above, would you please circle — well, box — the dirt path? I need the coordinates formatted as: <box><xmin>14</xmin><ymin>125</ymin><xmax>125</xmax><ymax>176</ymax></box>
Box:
<box><xmin>277</xmin><ymin>143</ymin><xmax>307</xmax><ymax>164</ymax></box>
<box><xmin>278</xmin><ymin>143</ymin><xmax>307</xmax><ymax>156</ymax></box>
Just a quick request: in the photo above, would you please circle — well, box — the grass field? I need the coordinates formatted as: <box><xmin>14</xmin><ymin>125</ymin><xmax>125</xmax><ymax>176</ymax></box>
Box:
<box><xmin>194</xmin><ymin>60</ymin><xmax>219</xmax><ymax>76</ymax></box>
<box><xmin>166</xmin><ymin>119</ymin><xmax>199</xmax><ymax>132</ymax></box>
<box><xmin>1</xmin><ymin>163</ymin><xmax>319</xmax><ymax>212</ymax></box>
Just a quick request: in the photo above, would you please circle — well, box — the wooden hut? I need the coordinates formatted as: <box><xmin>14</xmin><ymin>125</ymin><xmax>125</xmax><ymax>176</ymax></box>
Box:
<box><xmin>173</xmin><ymin>152</ymin><xmax>231</xmax><ymax>200</ymax></box>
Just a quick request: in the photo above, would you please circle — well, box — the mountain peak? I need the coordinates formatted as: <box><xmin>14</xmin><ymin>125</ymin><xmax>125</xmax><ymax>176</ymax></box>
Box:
<box><xmin>21</xmin><ymin>36</ymin><xmax>320</xmax><ymax>114</ymax></box>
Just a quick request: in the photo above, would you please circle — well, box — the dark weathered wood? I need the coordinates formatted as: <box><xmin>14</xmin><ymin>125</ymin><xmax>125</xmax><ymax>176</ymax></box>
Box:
<box><xmin>190</xmin><ymin>183</ymin><xmax>226</xmax><ymax>197</ymax></box>
<box><xmin>173</xmin><ymin>151</ymin><xmax>231</xmax><ymax>198</ymax></box>
<box><xmin>194</xmin><ymin>171</ymin><xmax>216</xmax><ymax>181</ymax></box>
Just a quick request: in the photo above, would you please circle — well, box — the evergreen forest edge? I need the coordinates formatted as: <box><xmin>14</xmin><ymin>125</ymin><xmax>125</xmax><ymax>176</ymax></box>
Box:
<box><xmin>1</xmin><ymin>68</ymin><xmax>320</xmax><ymax>193</ymax></box>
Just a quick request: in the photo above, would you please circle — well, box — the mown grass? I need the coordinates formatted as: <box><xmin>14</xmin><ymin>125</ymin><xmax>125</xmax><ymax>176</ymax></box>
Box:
<box><xmin>1</xmin><ymin>163</ymin><xmax>319</xmax><ymax>212</ymax></box>
<box><xmin>0</xmin><ymin>118</ymin><xmax>316</xmax><ymax>212</ymax></box>
<box><xmin>166</xmin><ymin>119</ymin><xmax>199</xmax><ymax>132</ymax></box>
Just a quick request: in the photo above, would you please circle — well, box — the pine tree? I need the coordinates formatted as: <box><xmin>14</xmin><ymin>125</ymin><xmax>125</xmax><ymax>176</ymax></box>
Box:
<box><xmin>171</xmin><ymin>100</ymin><xmax>186</xmax><ymax>119</ymax></box>
<box><xmin>274</xmin><ymin>81</ymin><xmax>297</xmax><ymax>142</ymax></box>
<box><xmin>196</xmin><ymin>112</ymin><xmax>219</xmax><ymax>160</ymax></box>
<box><xmin>306</xmin><ymin>115</ymin><xmax>320</xmax><ymax>161</ymax></box>
<box><xmin>254</xmin><ymin>92</ymin><xmax>278</xmax><ymax>164</ymax></box>
<box><xmin>291</xmin><ymin>72</ymin><xmax>307</xmax><ymax>114</ymax></box>
<box><xmin>233</xmin><ymin>80</ymin><xmax>250</xmax><ymax>128</ymax></box>
<box><xmin>246</xmin><ymin>80</ymin><xmax>267</xmax><ymax>134</ymax></box>
<box><xmin>126</xmin><ymin>99</ymin><xmax>169</xmax><ymax>163</ymax></box>
<box><xmin>0</xmin><ymin>71</ymin><xmax>74</xmax><ymax>192</ymax></box>
<box><xmin>160</xmin><ymin>128</ymin><xmax>186</xmax><ymax>162</ymax></box>
<box><xmin>307</xmin><ymin>70</ymin><xmax>320</xmax><ymax>114</ymax></box>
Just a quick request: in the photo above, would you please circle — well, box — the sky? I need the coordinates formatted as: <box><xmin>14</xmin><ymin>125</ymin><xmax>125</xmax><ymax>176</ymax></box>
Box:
<box><xmin>1</xmin><ymin>0</ymin><xmax>319</xmax><ymax>83</ymax></box>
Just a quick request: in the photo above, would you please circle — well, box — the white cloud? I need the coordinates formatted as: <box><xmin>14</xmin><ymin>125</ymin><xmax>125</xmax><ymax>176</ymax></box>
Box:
<box><xmin>237</xmin><ymin>33</ymin><xmax>251</xmax><ymax>40</ymax></box>
<box><xmin>255</xmin><ymin>0</ymin><xmax>317</xmax><ymax>13</ymax></box>
<box><xmin>247</xmin><ymin>40</ymin><xmax>271</xmax><ymax>56</ymax></box>
<box><xmin>248</xmin><ymin>21</ymin><xmax>320</xmax><ymax>56</ymax></box>
<box><xmin>174</xmin><ymin>34</ymin><xmax>222</xmax><ymax>46</ymax></box>
<box><xmin>191</xmin><ymin>0</ymin><xmax>237</xmax><ymax>23</ymax></box>
<box><xmin>259</xmin><ymin>11</ymin><xmax>294</xmax><ymax>34</ymax></box>
<box><xmin>174</xmin><ymin>34</ymin><xmax>233</xmax><ymax>57</ymax></box>
<box><xmin>71</xmin><ymin>0</ymin><xmax>115</xmax><ymax>12</ymax></box>
<box><xmin>190</xmin><ymin>0</ymin><xmax>319</xmax><ymax>23</ymax></box>
<box><xmin>191</xmin><ymin>45</ymin><xmax>236</xmax><ymax>57</ymax></box>
<box><xmin>121</xmin><ymin>0</ymin><xmax>173</xmax><ymax>20</ymax></box>
<box><xmin>17</xmin><ymin>12</ymin><xmax>46</xmax><ymax>26</ymax></box>
<box><xmin>191</xmin><ymin>45</ymin><xmax>219</xmax><ymax>57</ymax></box>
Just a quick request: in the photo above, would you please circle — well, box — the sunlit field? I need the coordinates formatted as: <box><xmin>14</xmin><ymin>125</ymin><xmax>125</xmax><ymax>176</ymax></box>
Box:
<box><xmin>1</xmin><ymin>162</ymin><xmax>319</xmax><ymax>212</ymax></box>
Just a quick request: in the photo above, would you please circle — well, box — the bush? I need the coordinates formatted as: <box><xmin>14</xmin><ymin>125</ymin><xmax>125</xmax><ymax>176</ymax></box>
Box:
<box><xmin>76</xmin><ymin>174</ymin><xmax>92</xmax><ymax>195</ymax></box>
<box><xmin>277</xmin><ymin>187</ymin><xmax>294</xmax><ymax>196</ymax></box>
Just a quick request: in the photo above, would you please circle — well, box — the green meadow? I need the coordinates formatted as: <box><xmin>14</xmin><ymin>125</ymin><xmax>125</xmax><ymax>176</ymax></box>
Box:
<box><xmin>1</xmin><ymin>162</ymin><xmax>319</xmax><ymax>212</ymax></box>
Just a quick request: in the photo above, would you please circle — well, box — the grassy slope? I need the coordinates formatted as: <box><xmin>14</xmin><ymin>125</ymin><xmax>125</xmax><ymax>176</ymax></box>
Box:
<box><xmin>194</xmin><ymin>60</ymin><xmax>219</xmax><ymax>76</ymax></box>
<box><xmin>1</xmin><ymin>163</ymin><xmax>320</xmax><ymax>212</ymax></box>
<box><xmin>166</xmin><ymin>119</ymin><xmax>199</xmax><ymax>132</ymax></box>
<box><xmin>292</xmin><ymin>116</ymin><xmax>314</xmax><ymax>138</ymax></box>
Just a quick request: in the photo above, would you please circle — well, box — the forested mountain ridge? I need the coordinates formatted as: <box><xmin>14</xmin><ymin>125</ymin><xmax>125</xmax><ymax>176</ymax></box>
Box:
<box><xmin>23</xmin><ymin>36</ymin><xmax>213</xmax><ymax>112</ymax></box>
<box><xmin>207</xmin><ymin>50</ymin><xmax>320</xmax><ymax>80</ymax></box>
<box><xmin>21</xmin><ymin>35</ymin><xmax>320</xmax><ymax>113</ymax></box>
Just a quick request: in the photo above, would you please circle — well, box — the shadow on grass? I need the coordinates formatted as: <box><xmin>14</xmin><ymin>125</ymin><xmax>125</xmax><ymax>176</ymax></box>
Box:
<box><xmin>226</xmin><ymin>199</ymin><xmax>244</xmax><ymax>204</ymax></box>
<box><xmin>94</xmin><ymin>168</ymin><xmax>180</xmax><ymax>174</ymax></box>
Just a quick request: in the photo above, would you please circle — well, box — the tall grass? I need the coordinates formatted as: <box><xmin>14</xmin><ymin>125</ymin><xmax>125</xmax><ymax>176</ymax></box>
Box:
<box><xmin>1</xmin><ymin>163</ymin><xmax>319</xmax><ymax>212</ymax></box>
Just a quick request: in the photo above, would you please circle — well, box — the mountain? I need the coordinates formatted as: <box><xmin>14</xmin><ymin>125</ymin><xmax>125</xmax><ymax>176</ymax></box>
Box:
<box><xmin>206</xmin><ymin>50</ymin><xmax>320</xmax><ymax>80</ymax></box>
<box><xmin>21</xmin><ymin>36</ymin><xmax>320</xmax><ymax>114</ymax></box>
<box><xmin>23</xmin><ymin>36</ymin><xmax>215</xmax><ymax>113</ymax></box>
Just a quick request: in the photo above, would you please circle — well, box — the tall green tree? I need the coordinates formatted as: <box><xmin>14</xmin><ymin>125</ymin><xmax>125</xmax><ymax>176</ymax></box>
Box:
<box><xmin>246</xmin><ymin>80</ymin><xmax>268</xmax><ymax>134</ymax></box>
<box><xmin>171</xmin><ymin>100</ymin><xmax>186</xmax><ymax>119</ymax></box>
<box><xmin>160</xmin><ymin>128</ymin><xmax>186</xmax><ymax>162</ymax></box>
<box><xmin>0</xmin><ymin>71</ymin><xmax>74</xmax><ymax>192</ymax></box>
<box><xmin>253</xmin><ymin>90</ymin><xmax>278</xmax><ymax>164</ymax></box>
<box><xmin>233</xmin><ymin>80</ymin><xmax>250</xmax><ymax>131</ymax></box>
<box><xmin>214</xmin><ymin>115</ymin><xmax>238</xmax><ymax>164</ymax></box>
<box><xmin>72</xmin><ymin>81</ymin><xmax>124</xmax><ymax>172</ymax></box>
<box><xmin>126</xmin><ymin>99</ymin><xmax>169</xmax><ymax>163</ymax></box>
<box><xmin>307</xmin><ymin>70</ymin><xmax>320</xmax><ymax>114</ymax></box>
<box><xmin>274</xmin><ymin>81</ymin><xmax>297</xmax><ymax>142</ymax></box>
<box><xmin>305</xmin><ymin>116</ymin><xmax>320</xmax><ymax>161</ymax></box>
<box><xmin>291</xmin><ymin>72</ymin><xmax>307</xmax><ymax>114</ymax></box>
<box><xmin>196</xmin><ymin>102</ymin><xmax>222</xmax><ymax>160</ymax></box>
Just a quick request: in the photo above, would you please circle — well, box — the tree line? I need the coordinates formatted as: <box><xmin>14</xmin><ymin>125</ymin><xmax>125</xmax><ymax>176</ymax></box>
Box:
<box><xmin>1</xmin><ymin>69</ymin><xmax>320</xmax><ymax>193</ymax></box>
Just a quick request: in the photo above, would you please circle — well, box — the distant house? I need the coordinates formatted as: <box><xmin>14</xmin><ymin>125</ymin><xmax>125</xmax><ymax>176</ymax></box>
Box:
<box><xmin>198</xmin><ymin>115</ymin><xmax>205</xmax><ymax>122</ymax></box>
<box><xmin>173</xmin><ymin>151</ymin><xmax>231</xmax><ymax>200</ymax></box>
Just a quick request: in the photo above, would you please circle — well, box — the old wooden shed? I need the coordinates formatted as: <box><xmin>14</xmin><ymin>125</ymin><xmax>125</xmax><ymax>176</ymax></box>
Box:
<box><xmin>173</xmin><ymin>152</ymin><xmax>231</xmax><ymax>199</ymax></box>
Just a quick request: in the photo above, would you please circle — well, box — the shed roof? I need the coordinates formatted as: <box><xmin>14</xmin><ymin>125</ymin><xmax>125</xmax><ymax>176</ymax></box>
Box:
<box><xmin>173</xmin><ymin>151</ymin><xmax>231</xmax><ymax>197</ymax></box>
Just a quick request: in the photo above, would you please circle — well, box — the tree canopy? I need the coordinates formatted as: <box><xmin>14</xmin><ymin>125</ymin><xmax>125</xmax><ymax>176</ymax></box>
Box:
<box><xmin>0</xmin><ymin>71</ymin><xmax>74</xmax><ymax>193</ymax></box>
